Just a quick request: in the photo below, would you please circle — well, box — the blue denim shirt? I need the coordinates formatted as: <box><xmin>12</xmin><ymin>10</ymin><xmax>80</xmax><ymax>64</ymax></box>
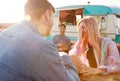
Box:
<box><xmin>0</xmin><ymin>20</ymin><xmax>80</xmax><ymax>81</ymax></box>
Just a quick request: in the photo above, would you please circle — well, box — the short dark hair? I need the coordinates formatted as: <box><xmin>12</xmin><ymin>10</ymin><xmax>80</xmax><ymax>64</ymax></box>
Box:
<box><xmin>24</xmin><ymin>0</ymin><xmax>55</xmax><ymax>20</ymax></box>
<box><xmin>58</xmin><ymin>23</ymin><xmax>66</xmax><ymax>28</ymax></box>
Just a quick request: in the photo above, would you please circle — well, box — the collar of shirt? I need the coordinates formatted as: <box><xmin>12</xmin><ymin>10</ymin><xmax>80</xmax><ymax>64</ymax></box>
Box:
<box><xmin>23</xmin><ymin>20</ymin><xmax>40</xmax><ymax>36</ymax></box>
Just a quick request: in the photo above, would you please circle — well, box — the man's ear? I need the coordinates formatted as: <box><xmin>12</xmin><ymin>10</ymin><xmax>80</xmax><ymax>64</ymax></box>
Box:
<box><xmin>44</xmin><ymin>9</ymin><xmax>51</xmax><ymax>21</ymax></box>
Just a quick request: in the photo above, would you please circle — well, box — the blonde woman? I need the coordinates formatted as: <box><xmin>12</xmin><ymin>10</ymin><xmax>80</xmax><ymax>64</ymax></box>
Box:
<box><xmin>69</xmin><ymin>16</ymin><xmax>120</xmax><ymax>81</ymax></box>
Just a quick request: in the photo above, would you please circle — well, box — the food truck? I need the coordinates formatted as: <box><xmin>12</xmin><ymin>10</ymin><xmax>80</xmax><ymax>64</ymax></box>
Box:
<box><xmin>51</xmin><ymin>5</ymin><xmax>120</xmax><ymax>41</ymax></box>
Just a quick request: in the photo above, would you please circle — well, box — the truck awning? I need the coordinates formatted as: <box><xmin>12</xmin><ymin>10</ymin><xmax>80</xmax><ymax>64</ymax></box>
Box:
<box><xmin>84</xmin><ymin>5</ymin><xmax>120</xmax><ymax>15</ymax></box>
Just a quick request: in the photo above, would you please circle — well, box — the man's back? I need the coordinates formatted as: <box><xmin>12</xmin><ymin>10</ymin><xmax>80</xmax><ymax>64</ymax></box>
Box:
<box><xmin>0</xmin><ymin>21</ymin><xmax>80</xmax><ymax>81</ymax></box>
<box><xmin>0</xmin><ymin>21</ymin><xmax>49</xmax><ymax>81</ymax></box>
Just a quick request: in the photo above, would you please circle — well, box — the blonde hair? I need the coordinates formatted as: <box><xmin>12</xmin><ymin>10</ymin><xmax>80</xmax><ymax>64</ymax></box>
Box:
<box><xmin>78</xmin><ymin>16</ymin><xmax>101</xmax><ymax>41</ymax></box>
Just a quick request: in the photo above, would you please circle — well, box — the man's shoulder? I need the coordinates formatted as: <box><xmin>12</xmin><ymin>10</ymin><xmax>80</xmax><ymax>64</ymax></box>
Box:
<box><xmin>37</xmin><ymin>37</ymin><xmax>55</xmax><ymax>47</ymax></box>
<box><xmin>53</xmin><ymin>34</ymin><xmax>60</xmax><ymax>37</ymax></box>
<box><xmin>64</xmin><ymin>34</ymin><xmax>70</xmax><ymax>39</ymax></box>
<box><xmin>52</xmin><ymin>34</ymin><xmax>60</xmax><ymax>40</ymax></box>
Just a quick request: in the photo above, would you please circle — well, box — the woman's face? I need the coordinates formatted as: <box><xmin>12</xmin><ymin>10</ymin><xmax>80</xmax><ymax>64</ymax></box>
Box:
<box><xmin>79</xmin><ymin>22</ymin><xmax>88</xmax><ymax>41</ymax></box>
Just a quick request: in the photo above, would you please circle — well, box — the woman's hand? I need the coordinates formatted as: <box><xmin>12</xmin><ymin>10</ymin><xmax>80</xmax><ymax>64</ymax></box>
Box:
<box><xmin>79</xmin><ymin>64</ymin><xmax>101</xmax><ymax>76</ymax></box>
<box><xmin>78</xmin><ymin>25</ymin><xmax>88</xmax><ymax>41</ymax></box>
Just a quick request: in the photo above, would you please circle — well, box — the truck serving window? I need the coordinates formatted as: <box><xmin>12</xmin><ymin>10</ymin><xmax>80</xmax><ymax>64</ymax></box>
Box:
<box><xmin>59</xmin><ymin>8</ymin><xmax>83</xmax><ymax>25</ymax></box>
<box><xmin>116</xmin><ymin>15</ymin><xmax>120</xmax><ymax>30</ymax></box>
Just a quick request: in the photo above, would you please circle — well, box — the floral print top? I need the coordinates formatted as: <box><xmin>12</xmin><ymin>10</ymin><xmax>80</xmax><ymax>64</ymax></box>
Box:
<box><xmin>69</xmin><ymin>37</ymin><xmax>120</xmax><ymax>74</ymax></box>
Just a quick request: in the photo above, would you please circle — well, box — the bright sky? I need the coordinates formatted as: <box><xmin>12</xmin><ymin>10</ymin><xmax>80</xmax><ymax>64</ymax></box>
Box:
<box><xmin>0</xmin><ymin>0</ymin><xmax>26</xmax><ymax>23</ymax></box>
<box><xmin>49</xmin><ymin>0</ymin><xmax>120</xmax><ymax>8</ymax></box>
<box><xmin>0</xmin><ymin>0</ymin><xmax>120</xmax><ymax>23</ymax></box>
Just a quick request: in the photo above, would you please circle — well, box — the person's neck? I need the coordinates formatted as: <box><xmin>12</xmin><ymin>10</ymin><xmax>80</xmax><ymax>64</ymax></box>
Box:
<box><xmin>31</xmin><ymin>19</ymin><xmax>44</xmax><ymax>36</ymax></box>
<box><xmin>60</xmin><ymin>33</ymin><xmax>64</xmax><ymax>36</ymax></box>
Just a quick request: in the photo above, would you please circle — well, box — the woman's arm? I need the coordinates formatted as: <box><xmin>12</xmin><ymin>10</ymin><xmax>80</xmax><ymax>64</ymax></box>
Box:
<box><xmin>99</xmin><ymin>39</ymin><xmax>120</xmax><ymax>74</ymax></box>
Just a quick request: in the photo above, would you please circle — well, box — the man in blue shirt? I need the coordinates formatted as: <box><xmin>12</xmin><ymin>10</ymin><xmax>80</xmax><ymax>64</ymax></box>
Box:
<box><xmin>0</xmin><ymin>0</ymin><xmax>80</xmax><ymax>81</ymax></box>
<box><xmin>52</xmin><ymin>23</ymin><xmax>71</xmax><ymax>53</ymax></box>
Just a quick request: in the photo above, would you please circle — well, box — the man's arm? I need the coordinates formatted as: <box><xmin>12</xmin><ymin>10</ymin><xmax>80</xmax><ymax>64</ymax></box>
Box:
<box><xmin>59</xmin><ymin>52</ymin><xmax>80</xmax><ymax>81</ymax></box>
<box><xmin>29</xmin><ymin>42</ymin><xmax>80</xmax><ymax>81</ymax></box>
